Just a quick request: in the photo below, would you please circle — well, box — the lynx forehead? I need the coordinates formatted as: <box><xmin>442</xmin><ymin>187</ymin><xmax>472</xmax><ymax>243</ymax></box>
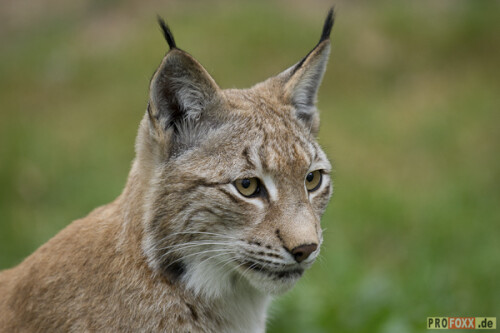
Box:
<box><xmin>0</xmin><ymin>9</ymin><xmax>335</xmax><ymax>333</ymax></box>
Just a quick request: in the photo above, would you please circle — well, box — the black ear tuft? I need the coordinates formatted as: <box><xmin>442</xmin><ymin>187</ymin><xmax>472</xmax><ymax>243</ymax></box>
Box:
<box><xmin>291</xmin><ymin>7</ymin><xmax>335</xmax><ymax>74</ymax></box>
<box><xmin>157</xmin><ymin>16</ymin><xmax>177</xmax><ymax>50</ymax></box>
<box><xmin>319</xmin><ymin>7</ymin><xmax>335</xmax><ymax>43</ymax></box>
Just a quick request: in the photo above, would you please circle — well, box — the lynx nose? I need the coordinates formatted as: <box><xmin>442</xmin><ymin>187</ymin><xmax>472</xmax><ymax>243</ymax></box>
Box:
<box><xmin>291</xmin><ymin>243</ymin><xmax>318</xmax><ymax>263</ymax></box>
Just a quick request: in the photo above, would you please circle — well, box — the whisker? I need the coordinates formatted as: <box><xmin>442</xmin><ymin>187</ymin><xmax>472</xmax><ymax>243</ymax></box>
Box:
<box><xmin>316</xmin><ymin>253</ymin><xmax>326</xmax><ymax>266</ymax></box>
<box><xmin>158</xmin><ymin>242</ymin><xmax>233</xmax><ymax>262</ymax></box>
<box><xmin>150</xmin><ymin>231</ymin><xmax>240</xmax><ymax>252</ymax></box>
<box><xmin>217</xmin><ymin>254</ymin><xmax>241</xmax><ymax>274</ymax></box>
<box><xmin>161</xmin><ymin>248</ymin><xmax>236</xmax><ymax>271</ymax></box>
<box><xmin>153</xmin><ymin>231</ymin><xmax>239</xmax><ymax>251</ymax></box>
<box><xmin>194</xmin><ymin>251</ymin><xmax>237</xmax><ymax>269</ymax></box>
<box><xmin>164</xmin><ymin>231</ymin><xmax>241</xmax><ymax>240</ymax></box>
<box><xmin>156</xmin><ymin>241</ymin><xmax>232</xmax><ymax>255</ymax></box>
<box><xmin>237</xmin><ymin>261</ymin><xmax>261</xmax><ymax>285</ymax></box>
<box><xmin>245</xmin><ymin>254</ymin><xmax>282</xmax><ymax>269</ymax></box>
<box><xmin>157</xmin><ymin>240</ymin><xmax>232</xmax><ymax>251</ymax></box>
<box><xmin>219</xmin><ymin>255</ymin><xmax>245</xmax><ymax>281</ymax></box>
<box><xmin>159</xmin><ymin>244</ymin><xmax>232</xmax><ymax>262</ymax></box>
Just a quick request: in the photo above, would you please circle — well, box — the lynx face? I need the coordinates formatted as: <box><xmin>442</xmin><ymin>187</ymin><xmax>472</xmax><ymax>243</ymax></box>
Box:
<box><xmin>140</xmin><ymin>11</ymin><xmax>334</xmax><ymax>298</ymax></box>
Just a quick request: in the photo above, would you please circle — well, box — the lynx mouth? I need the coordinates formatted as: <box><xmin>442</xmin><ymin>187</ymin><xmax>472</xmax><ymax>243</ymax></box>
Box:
<box><xmin>239</xmin><ymin>260</ymin><xmax>304</xmax><ymax>280</ymax></box>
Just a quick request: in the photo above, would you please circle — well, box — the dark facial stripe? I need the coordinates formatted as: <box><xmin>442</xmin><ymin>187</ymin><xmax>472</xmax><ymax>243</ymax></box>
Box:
<box><xmin>242</xmin><ymin>147</ymin><xmax>255</xmax><ymax>169</ymax></box>
<box><xmin>186</xmin><ymin>207</ymin><xmax>221</xmax><ymax>223</ymax></box>
<box><xmin>181</xmin><ymin>179</ymin><xmax>230</xmax><ymax>194</ymax></box>
<box><xmin>218</xmin><ymin>187</ymin><xmax>243</xmax><ymax>204</ymax></box>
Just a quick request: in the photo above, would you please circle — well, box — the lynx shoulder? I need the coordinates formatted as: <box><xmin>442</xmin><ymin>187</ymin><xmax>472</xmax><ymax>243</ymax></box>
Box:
<box><xmin>0</xmin><ymin>9</ymin><xmax>335</xmax><ymax>333</ymax></box>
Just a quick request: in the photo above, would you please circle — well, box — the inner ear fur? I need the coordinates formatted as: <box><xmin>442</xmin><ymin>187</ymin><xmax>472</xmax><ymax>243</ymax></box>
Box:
<box><xmin>148</xmin><ymin>49</ymin><xmax>221</xmax><ymax>136</ymax></box>
<box><xmin>272</xmin><ymin>8</ymin><xmax>334</xmax><ymax>135</ymax></box>
<box><xmin>283</xmin><ymin>40</ymin><xmax>331</xmax><ymax>134</ymax></box>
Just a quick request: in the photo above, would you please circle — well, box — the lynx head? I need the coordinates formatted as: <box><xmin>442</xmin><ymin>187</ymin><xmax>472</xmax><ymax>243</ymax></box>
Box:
<box><xmin>136</xmin><ymin>9</ymin><xmax>334</xmax><ymax>299</ymax></box>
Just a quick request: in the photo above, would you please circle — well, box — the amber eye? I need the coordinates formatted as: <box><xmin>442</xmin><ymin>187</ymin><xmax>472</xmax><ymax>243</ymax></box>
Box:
<box><xmin>234</xmin><ymin>178</ymin><xmax>260</xmax><ymax>197</ymax></box>
<box><xmin>305</xmin><ymin>170</ymin><xmax>322</xmax><ymax>191</ymax></box>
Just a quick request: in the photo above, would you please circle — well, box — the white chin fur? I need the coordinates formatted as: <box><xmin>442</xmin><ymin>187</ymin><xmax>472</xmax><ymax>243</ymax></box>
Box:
<box><xmin>181</xmin><ymin>256</ymin><xmax>300</xmax><ymax>299</ymax></box>
<box><xmin>180</xmin><ymin>257</ymin><xmax>271</xmax><ymax>333</ymax></box>
<box><xmin>182</xmin><ymin>257</ymin><xmax>238</xmax><ymax>299</ymax></box>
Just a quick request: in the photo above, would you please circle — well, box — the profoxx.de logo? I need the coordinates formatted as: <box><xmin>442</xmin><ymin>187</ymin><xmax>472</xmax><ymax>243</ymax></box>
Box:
<box><xmin>427</xmin><ymin>317</ymin><xmax>496</xmax><ymax>330</ymax></box>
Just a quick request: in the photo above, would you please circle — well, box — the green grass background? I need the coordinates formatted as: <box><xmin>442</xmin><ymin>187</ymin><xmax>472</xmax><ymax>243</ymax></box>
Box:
<box><xmin>1</xmin><ymin>0</ymin><xmax>499</xmax><ymax>331</ymax></box>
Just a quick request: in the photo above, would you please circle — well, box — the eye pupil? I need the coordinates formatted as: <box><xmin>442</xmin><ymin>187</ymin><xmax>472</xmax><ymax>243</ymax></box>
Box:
<box><xmin>241</xmin><ymin>179</ymin><xmax>251</xmax><ymax>188</ymax></box>
<box><xmin>234</xmin><ymin>178</ymin><xmax>260</xmax><ymax>197</ymax></box>
<box><xmin>305</xmin><ymin>170</ymin><xmax>323</xmax><ymax>192</ymax></box>
<box><xmin>306</xmin><ymin>172</ymin><xmax>314</xmax><ymax>182</ymax></box>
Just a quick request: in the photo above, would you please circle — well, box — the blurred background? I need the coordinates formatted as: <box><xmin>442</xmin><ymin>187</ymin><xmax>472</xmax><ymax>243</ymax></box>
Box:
<box><xmin>1</xmin><ymin>0</ymin><xmax>499</xmax><ymax>331</ymax></box>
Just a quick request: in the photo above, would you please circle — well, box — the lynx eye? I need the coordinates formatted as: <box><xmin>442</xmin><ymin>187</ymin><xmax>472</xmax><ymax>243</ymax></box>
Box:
<box><xmin>305</xmin><ymin>170</ymin><xmax>322</xmax><ymax>192</ymax></box>
<box><xmin>234</xmin><ymin>178</ymin><xmax>260</xmax><ymax>197</ymax></box>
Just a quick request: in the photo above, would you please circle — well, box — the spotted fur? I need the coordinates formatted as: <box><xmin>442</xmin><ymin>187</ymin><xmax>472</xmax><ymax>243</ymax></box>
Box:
<box><xmin>0</xmin><ymin>8</ymin><xmax>335</xmax><ymax>333</ymax></box>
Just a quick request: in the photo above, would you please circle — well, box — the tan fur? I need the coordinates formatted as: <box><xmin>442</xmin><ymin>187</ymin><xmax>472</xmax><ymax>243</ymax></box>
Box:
<box><xmin>0</xmin><ymin>11</ymin><xmax>334</xmax><ymax>333</ymax></box>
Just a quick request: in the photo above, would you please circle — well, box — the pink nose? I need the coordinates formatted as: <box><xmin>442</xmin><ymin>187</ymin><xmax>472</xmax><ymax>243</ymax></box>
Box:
<box><xmin>291</xmin><ymin>243</ymin><xmax>318</xmax><ymax>263</ymax></box>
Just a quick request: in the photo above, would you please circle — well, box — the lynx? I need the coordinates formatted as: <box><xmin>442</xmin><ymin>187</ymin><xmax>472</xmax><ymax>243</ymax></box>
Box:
<box><xmin>0</xmin><ymin>8</ymin><xmax>335</xmax><ymax>333</ymax></box>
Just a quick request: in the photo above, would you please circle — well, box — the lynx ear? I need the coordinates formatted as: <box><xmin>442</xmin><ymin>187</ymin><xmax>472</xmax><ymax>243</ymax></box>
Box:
<box><xmin>148</xmin><ymin>18</ymin><xmax>220</xmax><ymax>135</ymax></box>
<box><xmin>278</xmin><ymin>8</ymin><xmax>334</xmax><ymax>134</ymax></box>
